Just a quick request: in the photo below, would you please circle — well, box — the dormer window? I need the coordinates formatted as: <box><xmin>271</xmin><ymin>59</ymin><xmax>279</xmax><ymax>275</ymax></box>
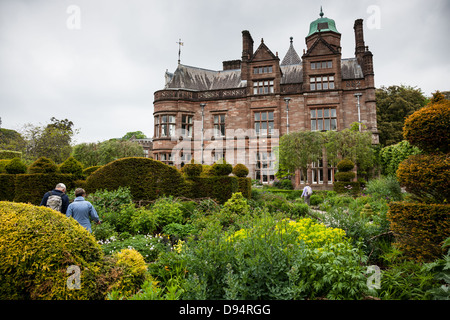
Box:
<box><xmin>311</xmin><ymin>60</ymin><xmax>333</xmax><ymax>69</ymax></box>
<box><xmin>253</xmin><ymin>66</ymin><xmax>273</xmax><ymax>74</ymax></box>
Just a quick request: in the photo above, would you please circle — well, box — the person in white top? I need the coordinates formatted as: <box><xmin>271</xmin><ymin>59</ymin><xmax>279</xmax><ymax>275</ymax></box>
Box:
<box><xmin>301</xmin><ymin>183</ymin><xmax>313</xmax><ymax>206</ymax></box>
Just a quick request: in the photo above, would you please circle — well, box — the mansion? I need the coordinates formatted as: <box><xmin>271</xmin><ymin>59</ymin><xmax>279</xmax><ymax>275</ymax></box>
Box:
<box><xmin>152</xmin><ymin>9</ymin><xmax>378</xmax><ymax>189</ymax></box>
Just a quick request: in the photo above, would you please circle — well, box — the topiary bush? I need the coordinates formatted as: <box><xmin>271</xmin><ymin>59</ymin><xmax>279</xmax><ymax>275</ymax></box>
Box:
<box><xmin>181</xmin><ymin>161</ymin><xmax>203</xmax><ymax>178</ymax></box>
<box><xmin>86</xmin><ymin>157</ymin><xmax>186</xmax><ymax>201</ymax></box>
<box><xmin>28</xmin><ymin>157</ymin><xmax>58</xmax><ymax>174</ymax></box>
<box><xmin>211</xmin><ymin>161</ymin><xmax>233</xmax><ymax>176</ymax></box>
<box><xmin>403</xmin><ymin>98</ymin><xmax>450</xmax><ymax>154</ymax></box>
<box><xmin>83</xmin><ymin>166</ymin><xmax>102</xmax><ymax>177</ymax></box>
<box><xmin>232</xmin><ymin>163</ymin><xmax>249</xmax><ymax>177</ymax></box>
<box><xmin>5</xmin><ymin>158</ymin><xmax>27</xmax><ymax>174</ymax></box>
<box><xmin>396</xmin><ymin>153</ymin><xmax>450</xmax><ymax>203</ymax></box>
<box><xmin>334</xmin><ymin>159</ymin><xmax>359</xmax><ymax>195</ymax></box>
<box><xmin>0</xmin><ymin>201</ymin><xmax>107</xmax><ymax>299</ymax></box>
<box><xmin>59</xmin><ymin>156</ymin><xmax>84</xmax><ymax>177</ymax></box>
<box><xmin>335</xmin><ymin>171</ymin><xmax>356</xmax><ymax>182</ymax></box>
<box><xmin>0</xmin><ymin>174</ymin><xmax>15</xmax><ymax>201</ymax></box>
<box><xmin>337</xmin><ymin>158</ymin><xmax>355</xmax><ymax>172</ymax></box>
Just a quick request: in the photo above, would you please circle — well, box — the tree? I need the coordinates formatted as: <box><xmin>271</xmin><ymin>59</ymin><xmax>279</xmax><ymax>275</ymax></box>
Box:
<box><xmin>278</xmin><ymin>131</ymin><xmax>323</xmax><ymax>178</ymax></box>
<box><xmin>376</xmin><ymin>85</ymin><xmax>428</xmax><ymax>146</ymax></box>
<box><xmin>122</xmin><ymin>131</ymin><xmax>147</xmax><ymax>140</ymax></box>
<box><xmin>22</xmin><ymin>118</ymin><xmax>78</xmax><ymax>163</ymax></box>
<box><xmin>380</xmin><ymin>140</ymin><xmax>421</xmax><ymax>176</ymax></box>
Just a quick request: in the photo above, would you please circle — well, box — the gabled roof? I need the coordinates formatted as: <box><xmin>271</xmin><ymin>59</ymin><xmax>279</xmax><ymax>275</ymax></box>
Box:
<box><xmin>304</xmin><ymin>37</ymin><xmax>340</xmax><ymax>57</ymax></box>
<box><xmin>281</xmin><ymin>37</ymin><xmax>301</xmax><ymax>66</ymax></box>
<box><xmin>251</xmin><ymin>39</ymin><xmax>279</xmax><ymax>62</ymax></box>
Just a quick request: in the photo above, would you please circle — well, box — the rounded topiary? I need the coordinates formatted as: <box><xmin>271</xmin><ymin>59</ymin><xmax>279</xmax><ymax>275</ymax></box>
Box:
<box><xmin>403</xmin><ymin>98</ymin><xmax>450</xmax><ymax>154</ymax></box>
<box><xmin>111</xmin><ymin>248</ymin><xmax>148</xmax><ymax>296</ymax></box>
<box><xmin>0</xmin><ymin>201</ymin><xmax>105</xmax><ymax>299</ymax></box>
<box><xmin>211</xmin><ymin>161</ymin><xmax>232</xmax><ymax>176</ymax></box>
<box><xmin>181</xmin><ymin>161</ymin><xmax>203</xmax><ymax>177</ymax></box>
<box><xmin>28</xmin><ymin>157</ymin><xmax>57</xmax><ymax>174</ymax></box>
<box><xmin>336</xmin><ymin>159</ymin><xmax>355</xmax><ymax>172</ymax></box>
<box><xmin>397</xmin><ymin>153</ymin><xmax>450</xmax><ymax>203</ymax></box>
<box><xmin>59</xmin><ymin>156</ymin><xmax>84</xmax><ymax>176</ymax></box>
<box><xmin>5</xmin><ymin>158</ymin><xmax>27</xmax><ymax>174</ymax></box>
<box><xmin>86</xmin><ymin>157</ymin><xmax>185</xmax><ymax>201</ymax></box>
<box><xmin>232</xmin><ymin>163</ymin><xmax>249</xmax><ymax>177</ymax></box>
<box><xmin>335</xmin><ymin>171</ymin><xmax>356</xmax><ymax>182</ymax></box>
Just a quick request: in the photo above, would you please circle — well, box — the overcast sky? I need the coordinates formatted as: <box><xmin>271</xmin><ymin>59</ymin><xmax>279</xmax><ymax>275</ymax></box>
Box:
<box><xmin>0</xmin><ymin>0</ymin><xmax>449</xmax><ymax>144</ymax></box>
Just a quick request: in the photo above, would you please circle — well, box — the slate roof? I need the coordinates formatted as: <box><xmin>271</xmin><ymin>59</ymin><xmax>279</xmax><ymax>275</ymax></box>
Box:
<box><xmin>341</xmin><ymin>58</ymin><xmax>364</xmax><ymax>79</ymax></box>
<box><xmin>281</xmin><ymin>38</ymin><xmax>301</xmax><ymax>66</ymax></box>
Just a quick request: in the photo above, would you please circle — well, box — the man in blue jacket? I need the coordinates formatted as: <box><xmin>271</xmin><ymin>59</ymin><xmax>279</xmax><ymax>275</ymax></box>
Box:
<box><xmin>40</xmin><ymin>183</ymin><xmax>70</xmax><ymax>214</ymax></box>
<box><xmin>66</xmin><ymin>188</ymin><xmax>101</xmax><ymax>232</ymax></box>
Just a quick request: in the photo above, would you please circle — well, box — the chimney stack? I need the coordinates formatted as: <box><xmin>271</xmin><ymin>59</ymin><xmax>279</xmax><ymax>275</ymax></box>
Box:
<box><xmin>241</xmin><ymin>30</ymin><xmax>254</xmax><ymax>81</ymax></box>
<box><xmin>354</xmin><ymin>19</ymin><xmax>365</xmax><ymax>65</ymax></box>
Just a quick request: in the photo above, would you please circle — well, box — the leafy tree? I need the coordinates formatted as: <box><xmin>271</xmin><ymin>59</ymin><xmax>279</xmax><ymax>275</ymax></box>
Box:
<box><xmin>376</xmin><ymin>85</ymin><xmax>428</xmax><ymax>146</ymax></box>
<box><xmin>0</xmin><ymin>128</ymin><xmax>26</xmax><ymax>153</ymax></box>
<box><xmin>122</xmin><ymin>131</ymin><xmax>147</xmax><ymax>140</ymax></box>
<box><xmin>380</xmin><ymin>140</ymin><xmax>421</xmax><ymax>176</ymax></box>
<box><xmin>278</xmin><ymin>131</ymin><xmax>323</xmax><ymax>179</ymax></box>
<box><xmin>22</xmin><ymin>118</ymin><xmax>78</xmax><ymax>163</ymax></box>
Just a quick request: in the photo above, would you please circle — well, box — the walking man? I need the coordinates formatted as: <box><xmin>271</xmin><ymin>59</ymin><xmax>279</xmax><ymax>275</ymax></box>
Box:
<box><xmin>40</xmin><ymin>183</ymin><xmax>70</xmax><ymax>214</ymax></box>
<box><xmin>66</xmin><ymin>188</ymin><xmax>100</xmax><ymax>232</ymax></box>
<box><xmin>301</xmin><ymin>183</ymin><xmax>313</xmax><ymax>206</ymax></box>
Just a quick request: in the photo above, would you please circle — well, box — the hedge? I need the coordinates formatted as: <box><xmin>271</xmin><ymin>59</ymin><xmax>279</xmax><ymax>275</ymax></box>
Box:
<box><xmin>0</xmin><ymin>150</ymin><xmax>21</xmax><ymax>160</ymax></box>
<box><xmin>237</xmin><ymin>177</ymin><xmax>252</xmax><ymax>199</ymax></box>
<box><xmin>397</xmin><ymin>153</ymin><xmax>450</xmax><ymax>203</ymax></box>
<box><xmin>86</xmin><ymin>157</ymin><xmax>186</xmax><ymax>201</ymax></box>
<box><xmin>0</xmin><ymin>174</ymin><xmax>15</xmax><ymax>201</ymax></box>
<box><xmin>28</xmin><ymin>157</ymin><xmax>58</xmax><ymax>174</ymax></box>
<box><xmin>13</xmin><ymin>173</ymin><xmax>77</xmax><ymax>205</ymax></box>
<box><xmin>333</xmin><ymin>181</ymin><xmax>361</xmax><ymax>196</ymax></box>
<box><xmin>388</xmin><ymin>202</ymin><xmax>450</xmax><ymax>262</ymax></box>
<box><xmin>0</xmin><ymin>202</ymin><xmax>105</xmax><ymax>299</ymax></box>
<box><xmin>186</xmin><ymin>176</ymin><xmax>239</xmax><ymax>204</ymax></box>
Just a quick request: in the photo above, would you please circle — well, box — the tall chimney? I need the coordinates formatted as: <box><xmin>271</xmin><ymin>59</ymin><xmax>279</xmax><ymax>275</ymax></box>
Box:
<box><xmin>354</xmin><ymin>19</ymin><xmax>365</xmax><ymax>64</ymax></box>
<box><xmin>241</xmin><ymin>30</ymin><xmax>254</xmax><ymax>81</ymax></box>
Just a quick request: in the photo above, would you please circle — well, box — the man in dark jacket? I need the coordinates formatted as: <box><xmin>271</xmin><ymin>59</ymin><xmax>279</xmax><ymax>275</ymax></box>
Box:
<box><xmin>40</xmin><ymin>183</ymin><xmax>70</xmax><ymax>214</ymax></box>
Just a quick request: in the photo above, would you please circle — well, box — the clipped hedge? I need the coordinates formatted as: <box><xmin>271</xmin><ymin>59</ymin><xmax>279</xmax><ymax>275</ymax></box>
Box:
<box><xmin>59</xmin><ymin>156</ymin><xmax>84</xmax><ymax>177</ymax></box>
<box><xmin>0</xmin><ymin>202</ymin><xmax>105</xmax><ymax>299</ymax></box>
<box><xmin>388</xmin><ymin>202</ymin><xmax>450</xmax><ymax>262</ymax></box>
<box><xmin>0</xmin><ymin>174</ymin><xmax>15</xmax><ymax>201</ymax></box>
<box><xmin>232</xmin><ymin>163</ymin><xmax>249</xmax><ymax>177</ymax></box>
<box><xmin>86</xmin><ymin>157</ymin><xmax>186</xmax><ymax>201</ymax></box>
<box><xmin>237</xmin><ymin>177</ymin><xmax>252</xmax><ymax>199</ymax></box>
<box><xmin>181</xmin><ymin>162</ymin><xmax>203</xmax><ymax>177</ymax></box>
<box><xmin>14</xmin><ymin>173</ymin><xmax>76</xmax><ymax>205</ymax></box>
<box><xmin>5</xmin><ymin>158</ymin><xmax>27</xmax><ymax>174</ymax></box>
<box><xmin>186</xmin><ymin>176</ymin><xmax>239</xmax><ymax>204</ymax></box>
<box><xmin>333</xmin><ymin>181</ymin><xmax>361</xmax><ymax>196</ymax></box>
<box><xmin>83</xmin><ymin>166</ymin><xmax>102</xmax><ymax>177</ymax></box>
<box><xmin>28</xmin><ymin>157</ymin><xmax>58</xmax><ymax>174</ymax></box>
<box><xmin>0</xmin><ymin>150</ymin><xmax>22</xmax><ymax>160</ymax></box>
<box><xmin>397</xmin><ymin>153</ymin><xmax>450</xmax><ymax>203</ymax></box>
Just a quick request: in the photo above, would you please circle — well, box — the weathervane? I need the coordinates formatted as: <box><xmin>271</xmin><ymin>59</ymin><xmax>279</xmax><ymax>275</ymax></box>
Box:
<box><xmin>176</xmin><ymin>38</ymin><xmax>184</xmax><ymax>64</ymax></box>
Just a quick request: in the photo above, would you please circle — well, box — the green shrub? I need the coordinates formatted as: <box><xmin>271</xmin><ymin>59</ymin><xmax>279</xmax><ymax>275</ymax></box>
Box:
<box><xmin>337</xmin><ymin>158</ymin><xmax>355</xmax><ymax>172</ymax></box>
<box><xmin>364</xmin><ymin>176</ymin><xmax>403</xmax><ymax>202</ymax></box>
<box><xmin>181</xmin><ymin>162</ymin><xmax>203</xmax><ymax>177</ymax></box>
<box><xmin>28</xmin><ymin>157</ymin><xmax>58</xmax><ymax>174</ymax></box>
<box><xmin>102</xmin><ymin>203</ymin><xmax>137</xmax><ymax>234</ymax></box>
<box><xmin>83</xmin><ymin>166</ymin><xmax>102</xmax><ymax>176</ymax></box>
<box><xmin>111</xmin><ymin>248</ymin><xmax>148</xmax><ymax>296</ymax></box>
<box><xmin>187</xmin><ymin>176</ymin><xmax>239</xmax><ymax>204</ymax></box>
<box><xmin>162</xmin><ymin>223</ymin><xmax>198</xmax><ymax>240</ymax></box>
<box><xmin>335</xmin><ymin>171</ymin><xmax>356</xmax><ymax>182</ymax></box>
<box><xmin>211</xmin><ymin>162</ymin><xmax>232</xmax><ymax>176</ymax></box>
<box><xmin>333</xmin><ymin>181</ymin><xmax>361</xmax><ymax>196</ymax></box>
<box><xmin>309</xmin><ymin>194</ymin><xmax>323</xmax><ymax>206</ymax></box>
<box><xmin>232</xmin><ymin>164</ymin><xmax>249</xmax><ymax>177</ymax></box>
<box><xmin>0</xmin><ymin>202</ymin><xmax>106</xmax><ymax>299</ymax></box>
<box><xmin>151</xmin><ymin>196</ymin><xmax>184</xmax><ymax>228</ymax></box>
<box><xmin>0</xmin><ymin>160</ymin><xmax>10</xmax><ymax>173</ymax></box>
<box><xmin>237</xmin><ymin>177</ymin><xmax>251</xmax><ymax>199</ymax></box>
<box><xmin>86</xmin><ymin>187</ymin><xmax>133</xmax><ymax>213</ymax></box>
<box><xmin>388</xmin><ymin>202</ymin><xmax>450</xmax><ymax>262</ymax></box>
<box><xmin>86</xmin><ymin>157</ymin><xmax>186</xmax><ymax>201</ymax></box>
<box><xmin>0</xmin><ymin>150</ymin><xmax>22</xmax><ymax>160</ymax></box>
<box><xmin>92</xmin><ymin>220</ymin><xmax>118</xmax><ymax>242</ymax></box>
<box><xmin>5</xmin><ymin>158</ymin><xmax>27</xmax><ymax>174</ymax></box>
<box><xmin>130</xmin><ymin>207</ymin><xmax>158</xmax><ymax>235</ymax></box>
<box><xmin>59</xmin><ymin>156</ymin><xmax>83</xmax><ymax>177</ymax></box>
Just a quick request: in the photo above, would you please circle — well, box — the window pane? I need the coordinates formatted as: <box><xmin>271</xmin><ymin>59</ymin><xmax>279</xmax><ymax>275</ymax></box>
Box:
<box><xmin>323</xmin><ymin>82</ymin><xmax>328</xmax><ymax>90</ymax></box>
<box><xmin>328</xmin><ymin>61</ymin><xmax>332</xmax><ymax>68</ymax></box>
<box><xmin>255</xmin><ymin>122</ymin><xmax>260</xmax><ymax>133</ymax></box>
<box><xmin>311</xmin><ymin>62</ymin><xmax>315</xmax><ymax>69</ymax></box>
<box><xmin>269</xmin><ymin>66</ymin><xmax>273</xmax><ymax>73</ymax></box>
<box><xmin>331</xmin><ymin>108</ymin><xmax>336</xmax><ymax>117</ymax></box>
<box><xmin>268</xmin><ymin>122</ymin><xmax>274</xmax><ymax>134</ymax></box>
<box><xmin>182</xmin><ymin>115</ymin><xmax>186</xmax><ymax>123</ymax></box>
<box><xmin>322</xmin><ymin>61</ymin><xmax>327</xmax><ymax>68</ymax></box>
<box><xmin>269</xmin><ymin>86</ymin><xmax>274</xmax><ymax>93</ymax></box>
<box><xmin>220</xmin><ymin>124</ymin><xmax>225</xmax><ymax>136</ymax></box>
<box><xmin>162</xmin><ymin>115</ymin><xmax>167</xmax><ymax>123</ymax></box>
<box><xmin>255</xmin><ymin>112</ymin><xmax>260</xmax><ymax>121</ymax></box>
<box><xmin>331</xmin><ymin>118</ymin><xmax>337</xmax><ymax>130</ymax></box>
<box><xmin>317</xmin><ymin>119</ymin><xmax>323</xmax><ymax>131</ymax></box>
<box><xmin>254</xmin><ymin>68</ymin><xmax>258</xmax><ymax>74</ymax></box>
<box><xmin>264</xmin><ymin>87</ymin><xmax>268</xmax><ymax>93</ymax></box>
<box><xmin>311</xmin><ymin>109</ymin><xmax>316</xmax><ymax>118</ymax></box>
<box><xmin>261</xmin><ymin>122</ymin><xmax>267</xmax><ymax>130</ymax></box>
<box><xmin>254</xmin><ymin>87</ymin><xmax>258</xmax><ymax>94</ymax></box>
<box><xmin>324</xmin><ymin>108</ymin><xmax>329</xmax><ymax>117</ymax></box>
<box><xmin>259</xmin><ymin>87</ymin><xmax>263</xmax><ymax>94</ymax></box>
<box><xmin>317</xmin><ymin>109</ymin><xmax>322</xmax><ymax>117</ymax></box>
<box><xmin>259</xmin><ymin>67</ymin><xmax>263</xmax><ymax>74</ymax></box>
<box><xmin>169</xmin><ymin>115</ymin><xmax>175</xmax><ymax>123</ymax></box>
<box><xmin>317</xmin><ymin>83</ymin><xmax>322</xmax><ymax>90</ymax></box>
<box><xmin>220</xmin><ymin>114</ymin><xmax>225</xmax><ymax>123</ymax></box>
<box><xmin>214</xmin><ymin>115</ymin><xmax>219</xmax><ymax>123</ymax></box>
<box><xmin>268</xmin><ymin>111</ymin><xmax>274</xmax><ymax>120</ymax></box>
<box><xmin>262</xmin><ymin>112</ymin><xmax>267</xmax><ymax>121</ymax></box>
<box><xmin>310</xmin><ymin>83</ymin><xmax>315</xmax><ymax>90</ymax></box>
<box><xmin>311</xmin><ymin>119</ymin><xmax>316</xmax><ymax>131</ymax></box>
<box><xmin>329</xmin><ymin>82</ymin><xmax>335</xmax><ymax>89</ymax></box>
<box><xmin>310</xmin><ymin>77</ymin><xmax>316</xmax><ymax>82</ymax></box>
<box><xmin>329</xmin><ymin>76</ymin><xmax>334</xmax><ymax>81</ymax></box>
<box><xmin>323</xmin><ymin>76</ymin><xmax>328</xmax><ymax>82</ymax></box>
<box><xmin>316</xmin><ymin>62</ymin><xmax>321</xmax><ymax>69</ymax></box>
<box><xmin>155</xmin><ymin>116</ymin><xmax>159</xmax><ymax>124</ymax></box>
<box><xmin>324</xmin><ymin>119</ymin><xmax>330</xmax><ymax>130</ymax></box>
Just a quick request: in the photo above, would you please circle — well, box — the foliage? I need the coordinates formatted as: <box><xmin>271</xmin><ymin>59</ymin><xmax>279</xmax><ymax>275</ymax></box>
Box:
<box><xmin>180</xmin><ymin>162</ymin><xmax>203</xmax><ymax>177</ymax></box>
<box><xmin>5</xmin><ymin>157</ymin><xmax>27</xmax><ymax>174</ymax></box>
<box><xmin>0</xmin><ymin>201</ymin><xmax>105</xmax><ymax>299</ymax></box>
<box><xmin>72</xmin><ymin>140</ymin><xmax>144</xmax><ymax>167</ymax></box>
<box><xmin>21</xmin><ymin>118</ymin><xmax>77</xmax><ymax>163</ymax></box>
<box><xmin>187</xmin><ymin>176</ymin><xmax>239</xmax><ymax>204</ymax></box>
<box><xmin>162</xmin><ymin>223</ymin><xmax>198</xmax><ymax>240</ymax></box>
<box><xmin>335</xmin><ymin>171</ymin><xmax>356</xmax><ymax>182</ymax></box>
<box><xmin>28</xmin><ymin>157</ymin><xmax>57</xmax><ymax>174</ymax></box>
<box><xmin>59</xmin><ymin>156</ymin><xmax>84</xmax><ymax>177</ymax></box>
<box><xmin>336</xmin><ymin>159</ymin><xmax>355</xmax><ymax>172</ymax></box>
<box><xmin>0</xmin><ymin>174</ymin><xmax>15</xmax><ymax>201</ymax></box>
<box><xmin>0</xmin><ymin>150</ymin><xmax>22</xmax><ymax>160</ymax></box>
<box><xmin>388</xmin><ymin>202</ymin><xmax>450</xmax><ymax>262</ymax></box>
<box><xmin>396</xmin><ymin>153</ymin><xmax>450</xmax><ymax>203</ymax></box>
<box><xmin>83</xmin><ymin>165</ymin><xmax>102</xmax><ymax>176</ymax></box>
<box><xmin>122</xmin><ymin>131</ymin><xmax>147</xmax><ymax>140</ymax></box>
<box><xmin>182</xmin><ymin>214</ymin><xmax>368</xmax><ymax>300</ymax></box>
<box><xmin>380</xmin><ymin>140</ymin><xmax>422</xmax><ymax>176</ymax></box>
<box><xmin>376</xmin><ymin>85</ymin><xmax>428</xmax><ymax>146</ymax></box>
<box><xmin>278</xmin><ymin>131</ymin><xmax>323</xmax><ymax>176</ymax></box>
<box><xmin>423</xmin><ymin>237</ymin><xmax>450</xmax><ymax>300</ymax></box>
<box><xmin>0</xmin><ymin>128</ymin><xmax>26</xmax><ymax>154</ymax></box>
<box><xmin>151</xmin><ymin>196</ymin><xmax>184</xmax><ymax>228</ymax></box>
<box><xmin>111</xmin><ymin>248</ymin><xmax>148</xmax><ymax>296</ymax></box>
<box><xmin>232</xmin><ymin>163</ymin><xmax>249</xmax><ymax>177</ymax></box>
<box><xmin>86</xmin><ymin>157</ymin><xmax>186</xmax><ymax>201</ymax></box>
<box><xmin>403</xmin><ymin>96</ymin><xmax>450</xmax><ymax>154</ymax></box>
<box><xmin>364</xmin><ymin>175</ymin><xmax>403</xmax><ymax>202</ymax></box>
<box><xmin>211</xmin><ymin>161</ymin><xmax>233</xmax><ymax>176</ymax></box>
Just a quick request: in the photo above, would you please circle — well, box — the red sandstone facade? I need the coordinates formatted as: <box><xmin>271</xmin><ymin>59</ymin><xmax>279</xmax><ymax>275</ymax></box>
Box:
<box><xmin>153</xmin><ymin>11</ymin><xmax>378</xmax><ymax>190</ymax></box>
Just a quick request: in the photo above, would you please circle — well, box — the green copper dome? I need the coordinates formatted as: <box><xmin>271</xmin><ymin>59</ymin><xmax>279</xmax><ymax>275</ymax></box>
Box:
<box><xmin>307</xmin><ymin>7</ymin><xmax>340</xmax><ymax>37</ymax></box>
